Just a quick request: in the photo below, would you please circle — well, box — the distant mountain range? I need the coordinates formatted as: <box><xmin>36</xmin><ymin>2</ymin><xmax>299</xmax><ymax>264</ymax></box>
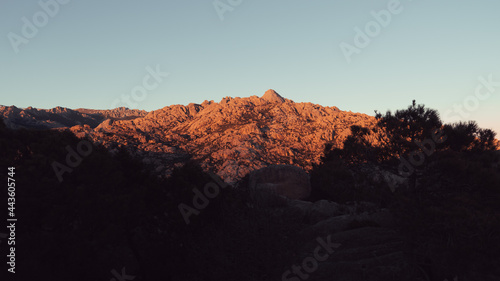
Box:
<box><xmin>0</xmin><ymin>105</ymin><xmax>147</xmax><ymax>129</ymax></box>
<box><xmin>1</xmin><ymin>90</ymin><xmax>378</xmax><ymax>182</ymax></box>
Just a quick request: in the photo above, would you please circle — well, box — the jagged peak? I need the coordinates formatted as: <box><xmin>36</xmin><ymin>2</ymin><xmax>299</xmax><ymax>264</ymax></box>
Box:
<box><xmin>261</xmin><ymin>89</ymin><xmax>285</xmax><ymax>103</ymax></box>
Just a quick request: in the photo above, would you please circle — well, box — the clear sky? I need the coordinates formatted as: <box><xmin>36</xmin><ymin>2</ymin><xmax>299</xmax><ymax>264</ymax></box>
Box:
<box><xmin>1</xmin><ymin>0</ymin><xmax>499</xmax><ymax>134</ymax></box>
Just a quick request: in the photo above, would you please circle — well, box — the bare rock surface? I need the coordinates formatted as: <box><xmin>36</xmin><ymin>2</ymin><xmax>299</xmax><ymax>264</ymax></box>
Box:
<box><xmin>261</xmin><ymin>89</ymin><xmax>285</xmax><ymax>103</ymax></box>
<box><xmin>1</xmin><ymin>90</ymin><xmax>379</xmax><ymax>181</ymax></box>
<box><xmin>0</xmin><ymin>105</ymin><xmax>146</xmax><ymax>130</ymax></box>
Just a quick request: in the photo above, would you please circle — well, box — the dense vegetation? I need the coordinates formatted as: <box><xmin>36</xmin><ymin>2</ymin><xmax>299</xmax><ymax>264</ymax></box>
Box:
<box><xmin>311</xmin><ymin>101</ymin><xmax>500</xmax><ymax>279</ymax></box>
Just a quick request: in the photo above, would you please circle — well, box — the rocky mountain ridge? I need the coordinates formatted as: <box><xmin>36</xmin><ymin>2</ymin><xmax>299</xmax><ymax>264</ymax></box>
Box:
<box><xmin>1</xmin><ymin>90</ymin><xmax>379</xmax><ymax>182</ymax></box>
<box><xmin>0</xmin><ymin>105</ymin><xmax>147</xmax><ymax>130</ymax></box>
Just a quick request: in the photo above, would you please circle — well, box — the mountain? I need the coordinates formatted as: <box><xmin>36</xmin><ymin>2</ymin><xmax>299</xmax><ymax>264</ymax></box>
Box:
<box><xmin>0</xmin><ymin>105</ymin><xmax>147</xmax><ymax>130</ymax></box>
<box><xmin>1</xmin><ymin>90</ymin><xmax>378</xmax><ymax>182</ymax></box>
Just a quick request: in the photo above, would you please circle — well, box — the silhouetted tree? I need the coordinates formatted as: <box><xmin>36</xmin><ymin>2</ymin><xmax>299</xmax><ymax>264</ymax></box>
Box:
<box><xmin>323</xmin><ymin>125</ymin><xmax>380</xmax><ymax>164</ymax></box>
<box><xmin>312</xmin><ymin>102</ymin><xmax>500</xmax><ymax>280</ymax></box>
<box><xmin>443</xmin><ymin>121</ymin><xmax>498</xmax><ymax>152</ymax></box>
<box><xmin>375</xmin><ymin>100</ymin><xmax>443</xmax><ymax>155</ymax></box>
<box><xmin>374</xmin><ymin>100</ymin><xmax>444</xmax><ymax>190</ymax></box>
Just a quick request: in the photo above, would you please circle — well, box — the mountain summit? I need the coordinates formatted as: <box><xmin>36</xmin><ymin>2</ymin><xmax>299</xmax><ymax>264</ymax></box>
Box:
<box><xmin>262</xmin><ymin>89</ymin><xmax>285</xmax><ymax>103</ymax></box>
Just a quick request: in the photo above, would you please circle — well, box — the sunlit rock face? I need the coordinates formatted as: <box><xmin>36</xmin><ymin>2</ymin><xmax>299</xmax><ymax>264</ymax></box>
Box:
<box><xmin>249</xmin><ymin>164</ymin><xmax>311</xmax><ymax>200</ymax></box>
<box><xmin>261</xmin><ymin>89</ymin><xmax>285</xmax><ymax>103</ymax></box>
<box><xmin>0</xmin><ymin>105</ymin><xmax>146</xmax><ymax>130</ymax></box>
<box><xmin>1</xmin><ymin>90</ymin><xmax>380</xmax><ymax>181</ymax></box>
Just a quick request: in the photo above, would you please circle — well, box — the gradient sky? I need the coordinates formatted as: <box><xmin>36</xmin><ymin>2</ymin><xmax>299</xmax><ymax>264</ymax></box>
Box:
<box><xmin>1</xmin><ymin>0</ymin><xmax>499</xmax><ymax>133</ymax></box>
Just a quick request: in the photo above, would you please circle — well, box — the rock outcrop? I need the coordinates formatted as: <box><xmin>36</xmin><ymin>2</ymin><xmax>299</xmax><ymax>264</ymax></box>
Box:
<box><xmin>249</xmin><ymin>165</ymin><xmax>311</xmax><ymax>200</ymax></box>
<box><xmin>261</xmin><ymin>89</ymin><xmax>285</xmax><ymax>103</ymax></box>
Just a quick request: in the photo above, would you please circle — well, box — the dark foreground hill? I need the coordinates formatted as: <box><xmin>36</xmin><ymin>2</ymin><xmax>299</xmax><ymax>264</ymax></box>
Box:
<box><xmin>1</xmin><ymin>98</ymin><xmax>500</xmax><ymax>280</ymax></box>
<box><xmin>0</xmin><ymin>120</ymin><xmax>425</xmax><ymax>280</ymax></box>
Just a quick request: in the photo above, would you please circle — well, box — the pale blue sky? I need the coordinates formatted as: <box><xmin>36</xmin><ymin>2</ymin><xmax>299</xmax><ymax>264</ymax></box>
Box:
<box><xmin>1</xmin><ymin>0</ymin><xmax>499</xmax><ymax>133</ymax></box>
